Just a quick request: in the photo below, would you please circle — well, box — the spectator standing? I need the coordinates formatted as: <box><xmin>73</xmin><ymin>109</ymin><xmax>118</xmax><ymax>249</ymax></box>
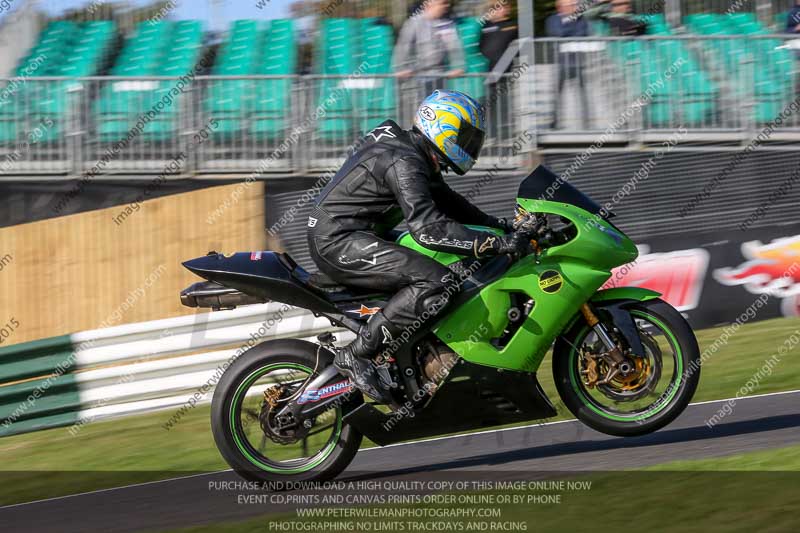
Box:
<box><xmin>393</xmin><ymin>0</ymin><xmax>465</xmax><ymax>96</ymax></box>
<box><xmin>480</xmin><ymin>1</ymin><xmax>518</xmax><ymax>72</ymax></box>
<box><xmin>787</xmin><ymin>0</ymin><xmax>800</xmax><ymax>33</ymax></box>
<box><xmin>589</xmin><ymin>0</ymin><xmax>646</xmax><ymax>36</ymax></box>
<box><xmin>546</xmin><ymin>0</ymin><xmax>591</xmax><ymax>129</ymax></box>
<box><xmin>480</xmin><ymin>0</ymin><xmax>518</xmax><ymax>143</ymax></box>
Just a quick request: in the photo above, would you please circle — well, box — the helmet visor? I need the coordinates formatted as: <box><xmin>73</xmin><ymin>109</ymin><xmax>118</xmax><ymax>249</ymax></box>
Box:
<box><xmin>456</xmin><ymin>120</ymin><xmax>485</xmax><ymax>160</ymax></box>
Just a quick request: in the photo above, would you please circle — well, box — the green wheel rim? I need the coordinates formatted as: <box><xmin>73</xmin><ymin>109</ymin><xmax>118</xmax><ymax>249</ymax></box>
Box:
<box><xmin>568</xmin><ymin>310</ymin><xmax>684</xmax><ymax>422</ymax></box>
<box><xmin>229</xmin><ymin>362</ymin><xmax>343</xmax><ymax>474</ymax></box>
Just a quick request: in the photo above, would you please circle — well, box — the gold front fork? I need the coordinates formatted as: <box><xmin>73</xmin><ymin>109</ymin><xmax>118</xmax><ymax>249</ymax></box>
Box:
<box><xmin>580</xmin><ymin>303</ymin><xmax>600</xmax><ymax>327</ymax></box>
<box><xmin>581</xmin><ymin>303</ymin><xmax>626</xmax><ymax>366</ymax></box>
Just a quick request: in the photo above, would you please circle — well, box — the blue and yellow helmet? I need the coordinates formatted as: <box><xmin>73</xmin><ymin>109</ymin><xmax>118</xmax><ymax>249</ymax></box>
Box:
<box><xmin>414</xmin><ymin>90</ymin><xmax>486</xmax><ymax>175</ymax></box>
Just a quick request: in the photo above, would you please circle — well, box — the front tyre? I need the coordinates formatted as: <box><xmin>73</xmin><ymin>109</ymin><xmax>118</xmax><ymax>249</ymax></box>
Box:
<box><xmin>553</xmin><ymin>299</ymin><xmax>700</xmax><ymax>437</ymax></box>
<box><xmin>211</xmin><ymin>339</ymin><xmax>362</xmax><ymax>484</ymax></box>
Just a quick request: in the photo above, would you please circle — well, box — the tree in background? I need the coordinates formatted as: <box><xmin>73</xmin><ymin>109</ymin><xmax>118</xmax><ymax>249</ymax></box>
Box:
<box><xmin>54</xmin><ymin>1</ymin><xmax>174</xmax><ymax>35</ymax></box>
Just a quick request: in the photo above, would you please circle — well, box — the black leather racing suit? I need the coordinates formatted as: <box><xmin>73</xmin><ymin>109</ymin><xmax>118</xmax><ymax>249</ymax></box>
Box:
<box><xmin>307</xmin><ymin>120</ymin><xmax>506</xmax><ymax>336</ymax></box>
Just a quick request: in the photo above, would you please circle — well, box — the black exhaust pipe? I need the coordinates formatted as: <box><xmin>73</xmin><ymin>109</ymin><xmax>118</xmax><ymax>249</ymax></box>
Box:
<box><xmin>180</xmin><ymin>281</ymin><xmax>266</xmax><ymax>310</ymax></box>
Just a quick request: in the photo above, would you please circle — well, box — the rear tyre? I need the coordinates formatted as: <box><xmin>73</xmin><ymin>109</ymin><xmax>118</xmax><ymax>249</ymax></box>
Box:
<box><xmin>211</xmin><ymin>339</ymin><xmax>362</xmax><ymax>484</ymax></box>
<box><xmin>553</xmin><ymin>298</ymin><xmax>700</xmax><ymax>437</ymax></box>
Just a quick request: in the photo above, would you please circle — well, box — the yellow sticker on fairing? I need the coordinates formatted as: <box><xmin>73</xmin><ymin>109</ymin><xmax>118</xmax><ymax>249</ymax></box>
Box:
<box><xmin>538</xmin><ymin>270</ymin><xmax>564</xmax><ymax>294</ymax></box>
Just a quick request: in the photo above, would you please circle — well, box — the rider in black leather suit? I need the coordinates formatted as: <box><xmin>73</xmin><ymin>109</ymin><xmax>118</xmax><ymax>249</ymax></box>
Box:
<box><xmin>307</xmin><ymin>91</ymin><xmax>528</xmax><ymax>402</ymax></box>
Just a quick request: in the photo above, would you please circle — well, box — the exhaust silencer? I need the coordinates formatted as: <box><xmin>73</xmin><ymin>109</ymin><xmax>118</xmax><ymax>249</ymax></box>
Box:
<box><xmin>180</xmin><ymin>281</ymin><xmax>266</xmax><ymax>310</ymax></box>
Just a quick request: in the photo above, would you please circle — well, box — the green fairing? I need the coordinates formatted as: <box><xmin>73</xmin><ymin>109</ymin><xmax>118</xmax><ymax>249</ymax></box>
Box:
<box><xmin>398</xmin><ymin>197</ymin><xmax>640</xmax><ymax>373</ymax></box>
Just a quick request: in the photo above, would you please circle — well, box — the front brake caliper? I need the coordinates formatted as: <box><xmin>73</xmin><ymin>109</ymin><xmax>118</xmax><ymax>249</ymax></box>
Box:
<box><xmin>580</xmin><ymin>351</ymin><xmax>600</xmax><ymax>389</ymax></box>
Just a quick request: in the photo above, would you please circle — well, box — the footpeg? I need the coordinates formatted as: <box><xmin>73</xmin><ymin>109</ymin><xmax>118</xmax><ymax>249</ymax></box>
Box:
<box><xmin>317</xmin><ymin>332</ymin><xmax>336</xmax><ymax>347</ymax></box>
<box><xmin>375</xmin><ymin>366</ymin><xmax>398</xmax><ymax>389</ymax></box>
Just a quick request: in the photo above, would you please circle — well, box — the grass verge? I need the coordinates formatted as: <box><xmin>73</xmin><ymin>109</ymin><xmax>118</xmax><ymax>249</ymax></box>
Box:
<box><xmin>0</xmin><ymin>316</ymin><xmax>798</xmax><ymax>506</ymax></box>
<box><xmin>159</xmin><ymin>445</ymin><xmax>800</xmax><ymax>533</ymax></box>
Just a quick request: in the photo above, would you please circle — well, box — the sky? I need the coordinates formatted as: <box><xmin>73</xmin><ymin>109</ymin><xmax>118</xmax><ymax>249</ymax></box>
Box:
<box><xmin>21</xmin><ymin>0</ymin><xmax>295</xmax><ymax>30</ymax></box>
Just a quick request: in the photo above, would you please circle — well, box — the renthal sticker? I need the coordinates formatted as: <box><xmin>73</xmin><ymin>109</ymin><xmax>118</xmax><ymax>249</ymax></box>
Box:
<box><xmin>347</xmin><ymin>304</ymin><xmax>381</xmax><ymax>317</ymax></box>
<box><xmin>420</xmin><ymin>105</ymin><xmax>437</xmax><ymax>121</ymax></box>
<box><xmin>418</xmin><ymin>233</ymin><xmax>473</xmax><ymax>250</ymax></box>
<box><xmin>297</xmin><ymin>380</ymin><xmax>353</xmax><ymax>405</ymax></box>
<box><xmin>478</xmin><ymin>236</ymin><xmax>496</xmax><ymax>254</ymax></box>
<box><xmin>538</xmin><ymin>270</ymin><xmax>563</xmax><ymax>294</ymax></box>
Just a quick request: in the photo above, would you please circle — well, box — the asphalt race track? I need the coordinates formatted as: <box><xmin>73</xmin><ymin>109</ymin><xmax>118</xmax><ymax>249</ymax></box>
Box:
<box><xmin>2</xmin><ymin>390</ymin><xmax>799</xmax><ymax>533</ymax></box>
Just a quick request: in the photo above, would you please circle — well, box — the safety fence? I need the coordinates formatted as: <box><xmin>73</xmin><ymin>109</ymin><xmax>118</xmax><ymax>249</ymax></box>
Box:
<box><xmin>0</xmin><ymin>73</ymin><xmax>527</xmax><ymax>175</ymax></box>
<box><xmin>0</xmin><ymin>303</ymin><xmax>352</xmax><ymax>438</ymax></box>
<box><xmin>2</xmin><ymin>33</ymin><xmax>800</xmax><ymax>176</ymax></box>
<box><xmin>533</xmin><ymin>34</ymin><xmax>800</xmax><ymax>138</ymax></box>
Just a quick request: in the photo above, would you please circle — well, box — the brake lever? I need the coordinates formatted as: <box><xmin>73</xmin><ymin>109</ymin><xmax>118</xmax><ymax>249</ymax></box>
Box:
<box><xmin>514</xmin><ymin>214</ymin><xmax>543</xmax><ymax>235</ymax></box>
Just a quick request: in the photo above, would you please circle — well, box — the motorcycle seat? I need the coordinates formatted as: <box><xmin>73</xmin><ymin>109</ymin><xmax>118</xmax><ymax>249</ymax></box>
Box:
<box><xmin>283</xmin><ymin>254</ymin><xmax>388</xmax><ymax>304</ymax></box>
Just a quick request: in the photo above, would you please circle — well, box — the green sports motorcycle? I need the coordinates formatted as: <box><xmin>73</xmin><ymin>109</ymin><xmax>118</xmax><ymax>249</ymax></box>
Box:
<box><xmin>180</xmin><ymin>165</ymin><xmax>701</xmax><ymax>483</ymax></box>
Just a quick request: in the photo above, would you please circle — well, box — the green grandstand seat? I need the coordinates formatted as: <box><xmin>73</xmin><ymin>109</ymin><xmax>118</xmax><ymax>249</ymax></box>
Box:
<box><xmin>4</xmin><ymin>20</ymin><xmax>118</xmax><ymax>143</ymax></box>
<box><xmin>450</xmin><ymin>18</ymin><xmax>488</xmax><ymax>99</ymax></box>
<box><xmin>685</xmin><ymin>13</ymin><xmax>795</xmax><ymax>125</ymax></box>
<box><xmin>354</xmin><ymin>20</ymin><xmax>395</xmax><ymax>134</ymax></box>
<box><xmin>726</xmin><ymin>13</ymin><xmax>758</xmax><ymax>27</ymax></box>
<box><xmin>590</xmin><ymin>19</ymin><xmax>609</xmax><ymax>35</ymax></box>
<box><xmin>601</xmin><ymin>16</ymin><xmax>720</xmax><ymax>128</ymax></box>
<box><xmin>315</xmin><ymin>19</ymin><xmax>358</xmax><ymax>141</ymax></box>
<box><xmin>0</xmin><ymin>97</ymin><xmax>18</xmax><ymax>144</ymax></box>
<box><xmin>206</xmin><ymin>20</ymin><xmax>261</xmax><ymax>139</ymax></box>
<box><xmin>250</xmin><ymin>19</ymin><xmax>297</xmax><ymax>139</ymax></box>
<box><xmin>95</xmin><ymin>20</ymin><xmax>203</xmax><ymax>142</ymax></box>
<box><xmin>205</xmin><ymin>19</ymin><xmax>296</xmax><ymax>141</ymax></box>
<box><xmin>775</xmin><ymin>12</ymin><xmax>789</xmax><ymax>29</ymax></box>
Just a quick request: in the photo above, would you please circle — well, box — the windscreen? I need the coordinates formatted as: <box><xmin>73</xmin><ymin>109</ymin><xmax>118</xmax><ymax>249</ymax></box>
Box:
<box><xmin>517</xmin><ymin>165</ymin><xmax>611</xmax><ymax>218</ymax></box>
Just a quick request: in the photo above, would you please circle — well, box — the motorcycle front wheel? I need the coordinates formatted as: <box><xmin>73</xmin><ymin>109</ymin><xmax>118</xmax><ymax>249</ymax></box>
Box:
<box><xmin>211</xmin><ymin>339</ymin><xmax>362</xmax><ymax>484</ymax></box>
<box><xmin>553</xmin><ymin>298</ymin><xmax>700</xmax><ymax>437</ymax></box>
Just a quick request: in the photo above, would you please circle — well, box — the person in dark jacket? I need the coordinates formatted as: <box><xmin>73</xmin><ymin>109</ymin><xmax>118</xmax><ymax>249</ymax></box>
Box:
<box><xmin>480</xmin><ymin>0</ymin><xmax>518</xmax><ymax>71</ymax></box>
<box><xmin>787</xmin><ymin>0</ymin><xmax>800</xmax><ymax>33</ymax></box>
<box><xmin>546</xmin><ymin>0</ymin><xmax>591</xmax><ymax>129</ymax></box>
<box><xmin>308</xmin><ymin>90</ymin><xmax>527</xmax><ymax>402</ymax></box>
<box><xmin>479</xmin><ymin>0</ymin><xmax>518</xmax><ymax>143</ymax></box>
<box><xmin>604</xmin><ymin>0</ymin><xmax>646</xmax><ymax>36</ymax></box>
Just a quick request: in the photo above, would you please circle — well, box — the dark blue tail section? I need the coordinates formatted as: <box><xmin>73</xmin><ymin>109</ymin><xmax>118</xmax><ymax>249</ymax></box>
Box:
<box><xmin>182</xmin><ymin>251</ymin><xmax>341</xmax><ymax>315</ymax></box>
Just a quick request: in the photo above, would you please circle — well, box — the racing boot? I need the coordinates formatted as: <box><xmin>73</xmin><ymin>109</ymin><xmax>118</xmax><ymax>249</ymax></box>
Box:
<box><xmin>334</xmin><ymin>312</ymin><xmax>401</xmax><ymax>405</ymax></box>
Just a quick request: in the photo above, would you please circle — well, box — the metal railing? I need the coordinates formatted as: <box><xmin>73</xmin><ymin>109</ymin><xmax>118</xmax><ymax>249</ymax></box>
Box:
<box><xmin>2</xmin><ymin>33</ymin><xmax>800</xmax><ymax>176</ymax></box>
<box><xmin>0</xmin><ymin>72</ymin><xmax>527</xmax><ymax>175</ymax></box>
<box><xmin>533</xmin><ymin>35</ymin><xmax>800</xmax><ymax>138</ymax></box>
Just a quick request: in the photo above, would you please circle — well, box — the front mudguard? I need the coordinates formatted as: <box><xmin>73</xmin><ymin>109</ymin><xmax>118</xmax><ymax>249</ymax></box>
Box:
<box><xmin>562</xmin><ymin>287</ymin><xmax>662</xmax><ymax>357</ymax></box>
<box><xmin>590</xmin><ymin>287</ymin><xmax>661</xmax><ymax>304</ymax></box>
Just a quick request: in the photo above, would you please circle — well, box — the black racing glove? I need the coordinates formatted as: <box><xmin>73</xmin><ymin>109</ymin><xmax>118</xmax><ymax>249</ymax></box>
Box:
<box><xmin>474</xmin><ymin>214</ymin><xmax>543</xmax><ymax>258</ymax></box>
<box><xmin>487</xmin><ymin>216</ymin><xmax>513</xmax><ymax>233</ymax></box>
<box><xmin>495</xmin><ymin>231</ymin><xmax>532</xmax><ymax>257</ymax></box>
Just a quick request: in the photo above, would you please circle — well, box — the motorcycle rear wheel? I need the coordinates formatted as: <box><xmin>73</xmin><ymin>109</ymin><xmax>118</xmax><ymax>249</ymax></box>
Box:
<box><xmin>211</xmin><ymin>339</ymin><xmax>362</xmax><ymax>484</ymax></box>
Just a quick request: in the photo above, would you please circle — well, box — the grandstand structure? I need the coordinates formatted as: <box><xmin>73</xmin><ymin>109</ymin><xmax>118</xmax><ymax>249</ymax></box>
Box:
<box><xmin>0</xmin><ymin>0</ymin><xmax>798</xmax><ymax>177</ymax></box>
